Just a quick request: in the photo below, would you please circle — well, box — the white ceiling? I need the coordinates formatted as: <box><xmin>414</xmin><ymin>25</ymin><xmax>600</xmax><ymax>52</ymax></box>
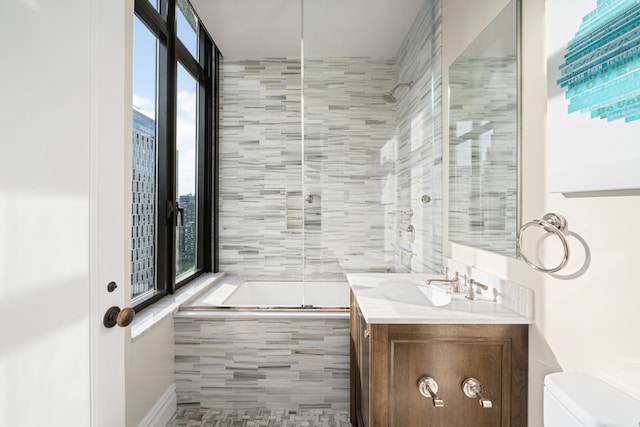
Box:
<box><xmin>190</xmin><ymin>0</ymin><xmax>426</xmax><ymax>60</ymax></box>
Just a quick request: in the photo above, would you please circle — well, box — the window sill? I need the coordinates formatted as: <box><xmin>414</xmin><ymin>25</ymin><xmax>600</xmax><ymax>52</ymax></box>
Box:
<box><xmin>130</xmin><ymin>272</ymin><xmax>225</xmax><ymax>341</ymax></box>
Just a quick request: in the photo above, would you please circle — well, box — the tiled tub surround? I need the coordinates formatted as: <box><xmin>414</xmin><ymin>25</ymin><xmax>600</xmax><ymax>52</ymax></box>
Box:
<box><xmin>174</xmin><ymin>311</ymin><xmax>350</xmax><ymax>412</ymax></box>
<box><xmin>175</xmin><ymin>277</ymin><xmax>350</xmax><ymax>411</ymax></box>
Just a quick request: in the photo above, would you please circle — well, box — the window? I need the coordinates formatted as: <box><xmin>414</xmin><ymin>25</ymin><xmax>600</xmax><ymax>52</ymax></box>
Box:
<box><xmin>132</xmin><ymin>0</ymin><xmax>219</xmax><ymax>310</ymax></box>
<box><xmin>175</xmin><ymin>62</ymin><xmax>198</xmax><ymax>281</ymax></box>
<box><xmin>132</xmin><ymin>16</ymin><xmax>158</xmax><ymax>302</ymax></box>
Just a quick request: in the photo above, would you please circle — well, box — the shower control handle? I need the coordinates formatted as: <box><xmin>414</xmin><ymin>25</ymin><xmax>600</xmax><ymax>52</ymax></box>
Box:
<box><xmin>462</xmin><ymin>377</ymin><xmax>492</xmax><ymax>408</ymax></box>
<box><xmin>418</xmin><ymin>376</ymin><xmax>444</xmax><ymax>407</ymax></box>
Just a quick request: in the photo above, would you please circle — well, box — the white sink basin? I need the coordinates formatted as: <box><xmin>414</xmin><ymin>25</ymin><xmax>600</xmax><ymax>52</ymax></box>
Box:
<box><xmin>378</xmin><ymin>278</ymin><xmax>451</xmax><ymax>307</ymax></box>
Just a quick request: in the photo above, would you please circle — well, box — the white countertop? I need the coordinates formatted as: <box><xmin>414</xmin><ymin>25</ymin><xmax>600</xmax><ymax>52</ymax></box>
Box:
<box><xmin>347</xmin><ymin>273</ymin><xmax>533</xmax><ymax>325</ymax></box>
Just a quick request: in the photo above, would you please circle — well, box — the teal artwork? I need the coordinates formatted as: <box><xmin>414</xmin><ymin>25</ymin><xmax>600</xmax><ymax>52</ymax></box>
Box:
<box><xmin>557</xmin><ymin>0</ymin><xmax>640</xmax><ymax>123</ymax></box>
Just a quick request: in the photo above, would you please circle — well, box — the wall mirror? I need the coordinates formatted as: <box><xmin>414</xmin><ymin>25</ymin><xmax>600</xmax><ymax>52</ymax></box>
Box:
<box><xmin>448</xmin><ymin>0</ymin><xmax>520</xmax><ymax>257</ymax></box>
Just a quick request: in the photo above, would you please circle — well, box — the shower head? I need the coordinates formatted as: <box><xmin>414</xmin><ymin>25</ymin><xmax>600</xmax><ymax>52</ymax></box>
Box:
<box><xmin>383</xmin><ymin>82</ymin><xmax>414</xmax><ymax>103</ymax></box>
<box><xmin>382</xmin><ymin>93</ymin><xmax>397</xmax><ymax>103</ymax></box>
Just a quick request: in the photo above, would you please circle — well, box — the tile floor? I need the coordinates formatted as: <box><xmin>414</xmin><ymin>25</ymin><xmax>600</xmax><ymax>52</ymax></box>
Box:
<box><xmin>166</xmin><ymin>406</ymin><xmax>351</xmax><ymax>427</ymax></box>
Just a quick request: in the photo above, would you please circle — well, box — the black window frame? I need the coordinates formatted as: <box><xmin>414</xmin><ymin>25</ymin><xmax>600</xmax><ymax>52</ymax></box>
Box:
<box><xmin>133</xmin><ymin>0</ymin><xmax>219</xmax><ymax>312</ymax></box>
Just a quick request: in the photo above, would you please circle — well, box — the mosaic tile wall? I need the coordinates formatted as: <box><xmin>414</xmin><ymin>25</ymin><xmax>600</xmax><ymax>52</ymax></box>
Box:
<box><xmin>218</xmin><ymin>57</ymin><xmax>397</xmax><ymax>278</ymax></box>
<box><xmin>302</xmin><ymin>57</ymin><xmax>397</xmax><ymax>277</ymax></box>
<box><xmin>448</xmin><ymin>56</ymin><xmax>518</xmax><ymax>256</ymax></box>
<box><xmin>174</xmin><ymin>313</ymin><xmax>350</xmax><ymax>411</ymax></box>
<box><xmin>217</xmin><ymin>59</ymin><xmax>303</xmax><ymax>277</ymax></box>
<box><xmin>216</xmin><ymin>0</ymin><xmax>442</xmax><ymax>277</ymax></box>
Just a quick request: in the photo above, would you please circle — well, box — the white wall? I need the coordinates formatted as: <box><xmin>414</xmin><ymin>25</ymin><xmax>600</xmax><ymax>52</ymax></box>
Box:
<box><xmin>126</xmin><ymin>316</ymin><xmax>175</xmax><ymax>427</ymax></box>
<box><xmin>443</xmin><ymin>1</ymin><xmax>640</xmax><ymax>426</ymax></box>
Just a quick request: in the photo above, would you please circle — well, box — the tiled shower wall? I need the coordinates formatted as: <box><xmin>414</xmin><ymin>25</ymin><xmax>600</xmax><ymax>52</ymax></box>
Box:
<box><xmin>218</xmin><ymin>59</ymin><xmax>303</xmax><ymax>277</ymax></box>
<box><xmin>217</xmin><ymin>0</ymin><xmax>442</xmax><ymax>278</ymax></box>
<box><xmin>393</xmin><ymin>0</ymin><xmax>443</xmax><ymax>273</ymax></box>
<box><xmin>218</xmin><ymin>57</ymin><xmax>397</xmax><ymax>278</ymax></box>
<box><xmin>302</xmin><ymin>57</ymin><xmax>397</xmax><ymax>277</ymax></box>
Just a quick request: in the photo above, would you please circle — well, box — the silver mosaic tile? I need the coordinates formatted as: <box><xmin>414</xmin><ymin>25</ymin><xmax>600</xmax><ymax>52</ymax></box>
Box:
<box><xmin>166</xmin><ymin>406</ymin><xmax>351</xmax><ymax>427</ymax></box>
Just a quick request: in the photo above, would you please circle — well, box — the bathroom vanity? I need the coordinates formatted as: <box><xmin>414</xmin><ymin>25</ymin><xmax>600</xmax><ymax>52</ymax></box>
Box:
<box><xmin>348</xmin><ymin>273</ymin><xmax>531</xmax><ymax>427</ymax></box>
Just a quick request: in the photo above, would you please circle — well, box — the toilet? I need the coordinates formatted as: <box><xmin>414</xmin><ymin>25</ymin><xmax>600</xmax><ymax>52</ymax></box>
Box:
<box><xmin>544</xmin><ymin>372</ymin><xmax>640</xmax><ymax>426</ymax></box>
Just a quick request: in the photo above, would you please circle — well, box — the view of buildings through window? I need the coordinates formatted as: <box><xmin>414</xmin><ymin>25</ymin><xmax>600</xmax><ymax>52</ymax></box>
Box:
<box><xmin>132</xmin><ymin>107</ymin><xmax>197</xmax><ymax>299</ymax></box>
<box><xmin>132</xmin><ymin>15</ymin><xmax>158</xmax><ymax>301</ymax></box>
<box><xmin>132</xmin><ymin>109</ymin><xmax>156</xmax><ymax>299</ymax></box>
<box><xmin>175</xmin><ymin>62</ymin><xmax>198</xmax><ymax>280</ymax></box>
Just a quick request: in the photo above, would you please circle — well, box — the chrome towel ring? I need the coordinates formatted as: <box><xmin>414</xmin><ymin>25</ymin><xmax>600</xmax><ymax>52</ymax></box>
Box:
<box><xmin>516</xmin><ymin>213</ymin><xmax>569</xmax><ymax>273</ymax></box>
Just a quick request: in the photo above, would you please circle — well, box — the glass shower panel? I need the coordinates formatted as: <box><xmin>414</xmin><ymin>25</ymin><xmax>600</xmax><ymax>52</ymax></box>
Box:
<box><xmin>216</xmin><ymin>0</ymin><xmax>441</xmax><ymax>282</ymax></box>
<box><xmin>301</xmin><ymin>6</ymin><xmax>395</xmax><ymax>279</ymax></box>
<box><xmin>216</xmin><ymin>1</ymin><xmax>303</xmax><ymax>279</ymax></box>
<box><xmin>301</xmin><ymin>0</ymin><xmax>443</xmax><ymax>281</ymax></box>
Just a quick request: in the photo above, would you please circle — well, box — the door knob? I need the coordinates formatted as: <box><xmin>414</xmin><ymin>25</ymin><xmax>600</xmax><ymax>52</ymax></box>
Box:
<box><xmin>103</xmin><ymin>306</ymin><xmax>135</xmax><ymax>328</ymax></box>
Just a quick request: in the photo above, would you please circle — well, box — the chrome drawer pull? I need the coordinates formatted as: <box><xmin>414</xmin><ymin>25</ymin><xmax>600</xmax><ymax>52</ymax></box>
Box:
<box><xmin>462</xmin><ymin>377</ymin><xmax>492</xmax><ymax>408</ymax></box>
<box><xmin>418</xmin><ymin>376</ymin><xmax>444</xmax><ymax>407</ymax></box>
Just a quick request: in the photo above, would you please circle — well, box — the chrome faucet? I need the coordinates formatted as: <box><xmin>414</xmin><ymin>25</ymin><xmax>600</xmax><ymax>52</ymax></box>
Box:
<box><xmin>426</xmin><ymin>268</ymin><xmax>463</xmax><ymax>293</ymax></box>
<box><xmin>465</xmin><ymin>278</ymin><xmax>488</xmax><ymax>301</ymax></box>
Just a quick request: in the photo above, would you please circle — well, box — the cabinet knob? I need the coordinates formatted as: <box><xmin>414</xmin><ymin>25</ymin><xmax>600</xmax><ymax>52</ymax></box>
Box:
<box><xmin>364</xmin><ymin>329</ymin><xmax>370</xmax><ymax>339</ymax></box>
<box><xmin>418</xmin><ymin>376</ymin><xmax>444</xmax><ymax>407</ymax></box>
<box><xmin>462</xmin><ymin>377</ymin><xmax>492</xmax><ymax>408</ymax></box>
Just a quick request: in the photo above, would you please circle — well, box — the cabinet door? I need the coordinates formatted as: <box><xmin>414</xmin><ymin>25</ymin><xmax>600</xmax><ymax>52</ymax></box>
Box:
<box><xmin>351</xmin><ymin>292</ymin><xmax>371</xmax><ymax>427</ymax></box>
<box><xmin>391</xmin><ymin>340</ymin><xmax>508</xmax><ymax>427</ymax></box>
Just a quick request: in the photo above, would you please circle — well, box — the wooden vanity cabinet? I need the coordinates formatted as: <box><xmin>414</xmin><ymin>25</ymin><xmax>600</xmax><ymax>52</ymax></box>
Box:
<box><xmin>350</xmin><ymin>291</ymin><xmax>528</xmax><ymax>427</ymax></box>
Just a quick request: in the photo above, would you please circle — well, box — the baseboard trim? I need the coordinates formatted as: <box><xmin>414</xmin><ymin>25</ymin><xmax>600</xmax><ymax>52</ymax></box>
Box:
<box><xmin>138</xmin><ymin>383</ymin><xmax>177</xmax><ymax>427</ymax></box>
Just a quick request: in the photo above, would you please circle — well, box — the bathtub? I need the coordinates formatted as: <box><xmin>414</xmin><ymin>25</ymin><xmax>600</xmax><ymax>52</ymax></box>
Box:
<box><xmin>180</xmin><ymin>276</ymin><xmax>351</xmax><ymax>310</ymax></box>
<box><xmin>174</xmin><ymin>276</ymin><xmax>351</xmax><ymax>411</ymax></box>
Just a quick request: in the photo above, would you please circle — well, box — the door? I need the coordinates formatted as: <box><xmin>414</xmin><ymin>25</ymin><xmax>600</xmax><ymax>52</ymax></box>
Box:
<box><xmin>1</xmin><ymin>1</ymin><xmax>129</xmax><ymax>426</ymax></box>
<box><xmin>89</xmin><ymin>1</ymin><xmax>132</xmax><ymax>425</ymax></box>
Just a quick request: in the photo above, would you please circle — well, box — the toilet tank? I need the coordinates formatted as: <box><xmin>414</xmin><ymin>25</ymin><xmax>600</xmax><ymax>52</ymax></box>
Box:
<box><xmin>544</xmin><ymin>372</ymin><xmax>640</xmax><ymax>426</ymax></box>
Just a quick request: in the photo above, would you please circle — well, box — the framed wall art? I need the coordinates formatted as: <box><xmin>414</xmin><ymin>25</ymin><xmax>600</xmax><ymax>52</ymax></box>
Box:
<box><xmin>547</xmin><ymin>0</ymin><xmax>640</xmax><ymax>193</ymax></box>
